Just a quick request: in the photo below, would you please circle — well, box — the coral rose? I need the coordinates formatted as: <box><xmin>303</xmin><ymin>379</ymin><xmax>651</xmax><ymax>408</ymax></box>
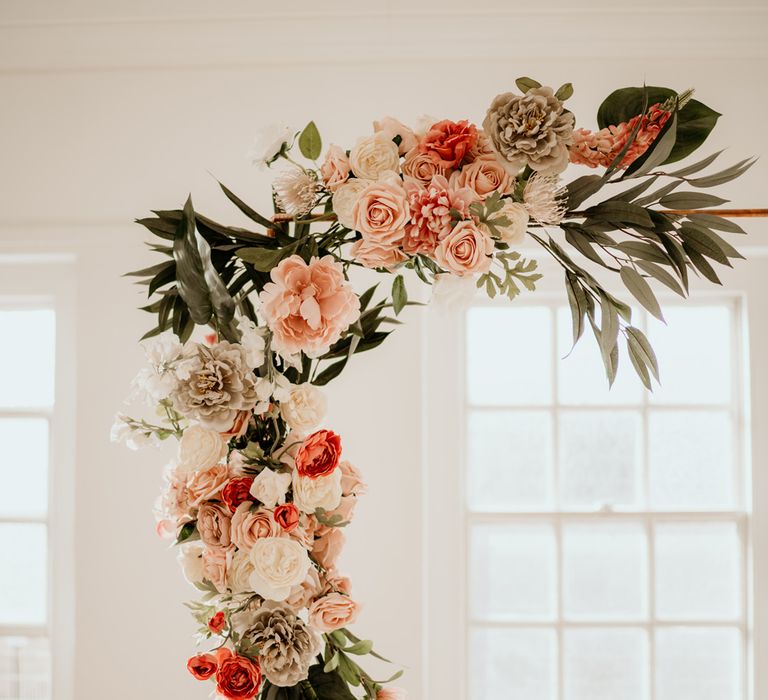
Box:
<box><xmin>308</xmin><ymin>592</ymin><xmax>360</xmax><ymax>633</ymax></box>
<box><xmin>258</xmin><ymin>255</ymin><xmax>361</xmax><ymax>358</ymax></box>
<box><xmin>208</xmin><ymin>611</ymin><xmax>226</xmax><ymax>634</ymax></box>
<box><xmin>419</xmin><ymin>119</ymin><xmax>478</xmax><ymax>169</ymax></box>
<box><xmin>221</xmin><ymin>477</ymin><xmax>255</xmax><ymax>513</ymax></box>
<box><xmin>295</xmin><ymin>430</ymin><xmax>342</xmax><ymax>478</ymax></box>
<box><xmin>231</xmin><ymin>502</ymin><xmax>280</xmax><ymax>550</ymax></box>
<box><xmin>187</xmin><ymin>653</ymin><xmax>218</xmax><ymax>681</ymax></box>
<box><xmin>434</xmin><ymin>220</ymin><xmax>494</xmax><ymax>276</ymax></box>
<box><xmin>215</xmin><ymin>649</ymin><xmax>262</xmax><ymax>699</ymax></box>
<box><xmin>352</xmin><ymin>173</ymin><xmax>409</xmax><ymax>246</ymax></box>
<box><xmin>320</xmin><ymin>144</ymin><xmax>351</xmax><ymax>192</ymax></box>
<box><xmin>450</xmin><ymin>156</ymin><xmax>515</xmax><ymax>199</ymax></box>
<box><xmin>274</xmin><ymin>503</ymin><xmax>300</xmax><ymax>532</ymax></box>
<box><xmin>349</xmin><ymin>238</ymin><xmax>407</xmax><ymax>271</ymax></box>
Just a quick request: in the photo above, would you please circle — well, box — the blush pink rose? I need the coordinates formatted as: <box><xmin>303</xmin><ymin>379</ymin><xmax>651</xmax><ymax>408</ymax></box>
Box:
<box><xmin>308</xmin><ymin>592</ymin><xmax>360</xmax><ymax>632</ymax></box>
<box><xmin>311</xmin><ymin>528</ymin><xmax>345</xmax><ymax>569</ymax></box>
<box><xmin>202</xmin><ymin>546</ymin><xmax>231</xmax><ymax>593</ymax></box>
<box><xmin>258</xmin><ymin>255</ymin><xmax>361</xmax><ymax>358</ymax></box>
<box><xmin>450</xmin><ymin>156</ymin><xmax>515</xmax><ymax>199</ymax></box>
<box><xmin>352</xmin><ymin>173</ymin><xmax>409</xmax><ymax>246</ymax></box>
<box><xmin>320</xmin><ymin>144</ymin><xmax>351</xmax><ymax>191</ymax></box>
<box><xmin>419</xmin><ymin>119</ymin><xmax>478</xmax><ymax>169</ymax></box>
<box><xmin>401</xmin><ymin>147</ymin><xmax>449</xmax><ymax>185</ymax></box>
<box><xmin>230</xmin><ymin>502</ymin><xmax>280</xmax><ymax>550</ymax></box>
<box><xmin>288</xmin><ymin>513</ymin><xmax>317</xmax><ymax>550</ymax></box>
<box><xmin>197</xmin><ymin>502</ymin><xmax>233</xmax><ymax>549</ymax></box>
<box><xmin>339</xmin><ymin>460</ymin><xmax>367</xmax><ymax>496</ymax></box>
<box><xmin>349</xmin><ymin>238</ymin><xmax>407</xmax><ymax>270</ymax></box>
<box><xmin>185</xmin><ymin>463</ymin><xmax>231</xmax><ymax>508</ymax></box>
<box><xmin>323</xmin><ymin>568</ymin><xmax>352</xmax><ymax>596</ymax></box>
<box><xmin>373</xmin><ymin>117</ymin><xmax>418</xmax><ymax>155</ymax></box>
<box><xmin>285</xmin><ymin>567</ymin><xmax>323</xmax><ymax>610</ymax></box>
<box><xmin>434</xmin><ymin>220</ymin><xmax>494</xmax><ymax>276</ymax></box>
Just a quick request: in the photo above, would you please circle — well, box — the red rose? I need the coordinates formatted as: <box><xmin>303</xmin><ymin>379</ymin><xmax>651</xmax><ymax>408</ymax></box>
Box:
<box><xmin>221</xmin><ymin>477</ymin><xmax>254</xmax><ymax>513</ymax></box>
<box><xmin>208</xmin><ymin>611</ymin><xmax>226</xmax><ymax>635</ymax></box>
<box><xmin>215</xmin><ymin>649</ymin><xmax>262</xmax><ymax>699</ymax></box>
<box><xmin>295</xmin><ymin>430</ymin><xmax>342</xmax><ymax>479</ymax></box>
<box><xmin>274</xmin><ymin>503</ymin><xmax>300</xmax><ymax>532</ymax></box>
<box><xmin>419</xmin><ymin>120</ymin><xmax>478</xmax><ymax>169</ymax></box>
<box><xmin>187</xmin><ymin>653</ymin><xmax>217</xmax><ymax>681</ymax></box>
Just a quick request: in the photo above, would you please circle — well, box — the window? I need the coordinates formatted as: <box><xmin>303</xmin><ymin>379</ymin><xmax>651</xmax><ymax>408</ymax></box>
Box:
<box><xmin>462</xmin><ymin>299</ymin><xmax>749</xmax><ymax>700</ymax></box>
<box><xmin>0</xmin><ymin>260</ymin><xmax>75</xmax><ymax>700</ymax></box>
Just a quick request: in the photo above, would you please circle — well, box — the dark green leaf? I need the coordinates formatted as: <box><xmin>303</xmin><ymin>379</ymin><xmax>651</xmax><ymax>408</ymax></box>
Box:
<box><xmin>566</xmin><ymin>174</ymin><xmax>605</xmax><ymax>210</ymax></box>
<box><xmin>632</xmin><ymin>180</ymin><xmax>682</xmax><ymax>208</ymax></box>
<box><xmin>515</xmin><ymin>76</ymin><xmax>541</xmax><ymax>93</ymax></box>
<box><xmin>312</xmin><ymin>359</ymin><xmax>348</xmax><ymax>386</ymax></box>
<box><xmin>659</xmin><ymin>192</ymin><xmax>729</xmax><ymax>209</ymax></box>
<box><xmin>555</xmin><ymin>82</ymin><xmax>574</xmax><ymax>101</ymax></box>
<box><xmin>298</xmin><ymin>121</ymin><xmax>322</xmax><ymax>160</ymax></box>
<box><xmin>584</xmin><ymin>201</ymin><xmax>654</xmax><ymax>228</ymax></box>
<box><xmin>620</xmin><ymin>266</ymin><xmax>664</xmax><ymax>320</ymax></box>
<box><xmin>173</xmin><ymin>197</ymin><xmax>213</xmax><ymax>325</ymax></box>
<box><xmin>635</xmin><ymin>260</ymin><xmax>685</xmax><ymax>297</ymax></box>
<box><xmin>236</xmin><ymin>246</ymin><xmax>289</xmax><ymax>272</ymax></box>
<box><xmin>684</xmin><ymin>245</ymin><xmax>722</xmax><ymax>284</ymax></box>
<box><xmin>679</xmin><ymin>224</ymin><xmax>732</xmax><ymax>265</ymax></box>
<box><xmin>392</xmin><ymin>275</ymin><xmax>407</xmax><ymax>316</ymax></box>
<box><xmin>218</xmin><ymin>181</ymin><xmax>275</xmax><ymax>229</ymax></box>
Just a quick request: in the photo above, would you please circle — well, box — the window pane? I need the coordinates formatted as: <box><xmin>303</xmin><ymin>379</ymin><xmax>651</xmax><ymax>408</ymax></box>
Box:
<box><xmin>470</xmin><ymin>523</ymin><xmax>556</xmax><ymax>621</ymax></box>
<box><xmin>470</xmin><ymin>627</ymin><xmax>556</xmax><ymax>700</ymax></box>
<box><xmin>563</xmin><ymin>628</ymin><xmax>648</xmax><ymax>700</ymax></box>
<box><xmin>649</xmin><ymin>410</ymin><xmax>735</xmax><ymax>510</ymax></box>
<box><xmin>466</xmin><ymin>307</ymin><xmax>552</xmax><ymax>406</ymax></box>
<box><xmin>656</xmin><ymin>628</ymin><xmax>741</xmax><ymax>700</ymax></box>
<box><xmin>0</xmin><ymin>419</ymin><xmax>48</xmax><ymax>518</ymax></box>
<box><xmin>0</xmin><ymin>524</ymin><xmax>47</xmax><ymax>625</ymax></box>
<box><xmin>563</xmin><ymin>521</ymin><xmax>647</xmax><ymax>620</ymax></box>
<box><xmin>655</xmin><ymin>521</ymin><xmax>741</xmax><ymax>620</ymax></box>
<box><xmin>648</xmin><ymin>306</ymin><xmax>731</xmax><ymax>405</ymax></box>
<box><xmin>0</xmin><ymin>637</ymin><xmax>51</xmax><ymax>700</ymax></box>
<box><xmin>557</xmin><ymin>307</ymin><xmax>643</xmax><ymax>405</ymax></box>
<box><xmin>467</xmin><ymin>410</ymin><xmax>552</xmax><ymax>511</ymax></box>
<box><xmin>0</xmin><ymin>309</ymin><xmax>55</xmax><ymax>409</ymax></box>
<box><xmin>559</xmin><ymin>411</ymin><xmax>642</xmax><ymax>509</ymax></box>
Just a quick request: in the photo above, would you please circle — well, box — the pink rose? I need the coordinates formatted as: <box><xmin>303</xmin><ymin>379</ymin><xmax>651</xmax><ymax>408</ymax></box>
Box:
<box><xmin>288</xmin><ymin>513</ymin><xmax>317</xmax><ymax>550</ymax></box>
<box><xmin>230</xmin><ymin>502</ymin><xmax>280</xmax><ymax>550</ymax></box>
<box><xmin>320</xmin><ymin>144</ymin><xmax>351</xmax><ymax>191</ymax></box>
<box><xmin>373</xmin><ymin>117</ymin><xmax>417</xmax><ymax>155</ymax></box>
<box><xmin>340</xmin><ymin>460</ymin><xmax>367</xmax><ymax>496</ymax></box>
<box><xmin>434</xmin><ymin>220</ymin><xmax>494</xmax><ymax>276</ymax></box>
<box><xmin>197</xmin><ymin>502</ymin><xmax>233</xmax><ymax>549</ymax></box>
<box><xmin>311</xmin><ymin>528</ymin><xmax>345</xmax><ymax>569</ymax></box>
<box><xmin>401</xmin><ymin>147</ymin><xmax>449</xmax><ymax>185</ymax></box>
<box><xmin>450</xmin><ymin>156</ymin><xmax>515</xmax><ymax>199</ymax></box>
<box><xmin>419</xmin><ymin>119</ymin><xmax>478</xmax><ymax>169</ymax></box>
<box><xmin>316</xmin><ymin>497</ymin><xmax>357</xmax><ymax>537</ymax></box>
<box><xmin>349</xmin><ymin>239</ymin><xmax>407</xmax><ymax>270</ymax></box>
<box><xmin>285</xmin><ymin>567</ymin><xmax>323</xmax><ymax>610</ymax></box>
<box><xmin>352</xmin><ymin>173</ymin><xmax>409</xmax><ymax>247</ymax></box>
<box><xmin>258</xmin><ymin>255</ymin><xmax>361</xmax><ymax>358</ymax></box>
<box><xmin>308</xmin><ymin>592</ymin><xmax>360</xmax><ymax>633</ymax></box>
<box><xmin>202</xmin><ymin>547</ymin><xmax>231</xmax><ymax>592</ymax></box>
<box><xmin>185</xmin><ymin>463</ymin><xmax>231</xmax><ymax>508</ymax></box>
<box><xmin>323</xmin><ymin>568</ymin><xmax>352</xmax><ymax>596</ymax></box>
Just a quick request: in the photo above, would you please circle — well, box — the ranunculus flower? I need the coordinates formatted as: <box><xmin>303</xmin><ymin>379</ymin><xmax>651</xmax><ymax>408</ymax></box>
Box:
<box><xmin>187</xmin><ymin>653</ymin><xmax>218</xmax><ymax>681</ymax></box>
<box><xmin>295</xmin><ymin>430</ymin><xmax>342</xmax><ymax>478</ymax></box>
<box><xmin>258</xmin><ymin>255</ymin><xmax>361</xmax><ymax>358</ymax></box>
<box><xmin>308</xmin><ymin>592</ymin><xmax>360</xmax><ymax>633</ymax></box>
<box><xmin>450</xmin><ymin>155</ymin><xmax>515</xmax><ymax>199</ymax></box>
<box><xmin>320</xmin><ymin>144</ymin><xmax>351</xmax><ymax>192</ymax></box>
<box><xmin>231</xmin><ymin>502</ymin><xmax>280</xmax><ymax>550</ymax></box>
<box><xmin>434</xmin><ymin>220</ymin><xmax>494</xmax><ymax>276</ymax></box>
<box><xmin>185</xmin><ymin>463</ymin><xmax>231</xmax><ymax>507</ymax></box>
<box><xmin>197</xmin><ymin>502</ymin><xmax>233</xmax><ymax>549</ymax></box>
<box><xmin>221</xmin><ymin>477</ymin><xmax>255</xmax><ymax>513</ymax></box>
<box><xmin>349</xmin><ymin>239</ymin><xmax>407</xmax><ymax>270</ymax></box>
<box><xmin>339</xmin><ymin>460</ymin><xmax>367</xmax><ymax>496</ymax></box>
<box><xmin>274</xmin><ymin>503</ymin><xmax>300</xmax><ymax>532</ymax></box>
<box><xmin>373</xmin><ymin>117</ymin><xmax>418</xmax><ymax>155</ymax></box>
<box><xmin>176</xmin><ymin>425</ymin><xmax>227</xmax><ymax>474</ymax></box>
<box><xmin>419</xmin><ymin>119</ymin><xmax>478</xmax><ymax>169</ymax></box>
<box><xmin>349</xmin><ymin>133</ymin><xmax>400</xmax><ymax>179</ymax></box>
<box><xmin>311</xmin><ymin>528</ymin><xmax>345</xmax><ymax>569</ymax></box>
<box><xmin>279</xmin><ymin>383</ymin><xmax>327</xmax><ymax>433</ymax></box>
<box><xmin>293</xmin><ymin>468</ymin><xmax>343</xmax><ymax>514</ymax></box>
<box><xmin>352</xmin><ymin>173</ymin><xmax>409</xmax><ymax>247</ymax></box>
<box><xmin>332</xmin><ymin>178</ymin><xmax>374</xmax><ymax>229</ymax></box>
<box><xmin>208</xmin><ymin>611</ymin><xmax>226</xmax><ymax>634</ymax></box>
<box><xmin>215</xmin><ymin>649</ymin><xmax>262</xmax><ymax>699</ymax></box>
<box><xmin>249</xmin><ymin>537</ymin><xmax>312</xmax><ymax>602</ymax></box>
<box><xmin>249</xmin><ymin>468</ymin><xmax>292</xmax><ymax>509</ymax></box>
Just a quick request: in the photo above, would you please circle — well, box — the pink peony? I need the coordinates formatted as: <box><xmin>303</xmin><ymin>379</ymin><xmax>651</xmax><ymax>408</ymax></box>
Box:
<box><xmin>320</xmin><ymin>144</ymin><xmax>351</xmax><ymax>192</ymax></box>
<box><xmin>352</xmin><ymin>173</ymin><xmax>409</xmax><ymax>246</ymax></box>
<box><xmin>259</xmin><ymin>255</ymin><xmax>361</xmax><ymax>358</ymax></box>
<box><xmin>434</xmin><ymin>220</ymin><xmax>494</xmax><ymax>277</ymax></box>
<box><xmin>349</xmin><ymin>238</ymin><xmax>407</xmax><ymax>270</ymax></box>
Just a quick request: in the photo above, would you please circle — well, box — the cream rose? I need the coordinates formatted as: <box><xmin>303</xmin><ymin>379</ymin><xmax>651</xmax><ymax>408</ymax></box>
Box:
<box><xmin>491</xmin><ymin>200</ymin><xmax>530</xmax><ymax>245</ymax></box>
<box><xmin>373</xmin><ymin>117</ymin><xmax>417</xmax><ymax>155</ymax></box>
<box><xmin>292</xmin><ymin>469</ymin><xmax>343</xmax><ymax>514</ymax></box>
<box><xmin>231</xmin><ymin>502</ymin><xmax>280</xmax><ymax>550</ymax></box>
<box><xmin>176</xmin><ymin>425</ymin><xmax>227</xmax><ymax>475</ymax></box>
<box><xmin>434</xmin><ymin>220</ymin><xmax>494</xmax><ymax>276</ymax></box>
<box><xmin>332</xmin><ymin>179</ymin><xmax>373</xmax><ymax>229</ymax></box>
<box><xmin>228</xmin><ymin>548</ymin><xmax>256</xmax><ymax>594</ymax></box>
<box><xmin>279</xmin><ymin>383</ymin><xmax>327</xmax><ymax>433</ymax></box>
<box><xmin>249</xmin><ymin>537</ymin><xmax>312</xmax><ymax>602</ymax></box>
<box><xmin>349</xmin><ymin>133</ymin><xmax>400</xmax><ymax>179</ymax></box>
<box><xmin>177</xmin><ymin>541</ymin><xmax>205</xmax><ymax>586</ymax></box>
<box><xmin>250</xmin><ymin>468</ymin><xmax>293</xmax><ymax>509</ymax></box>
<box><xmin>308</xmin><ymin>592</ymin><xmax>360</xmax><ymax>633</ymax></box>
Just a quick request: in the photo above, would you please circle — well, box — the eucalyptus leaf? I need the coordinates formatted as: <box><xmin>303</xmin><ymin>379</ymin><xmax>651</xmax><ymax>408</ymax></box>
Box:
<box><xmin>299</xmin><ymin>121</ymin><xmax>323</xmax><ymax>160</ymax></box>
<box><xmin>620</xmin><ymin>266</ymin><xmax>664</xmax><ymax>321</ymax></box>
<box><xmin>659</xmin><ymin>191</ymin><xmax>729</xmax><ymax>209</ymax></box>
<box><xmin>635</xmin><ymin>260</ymin><xmax>686</xmax><ymax>297</ymax></box>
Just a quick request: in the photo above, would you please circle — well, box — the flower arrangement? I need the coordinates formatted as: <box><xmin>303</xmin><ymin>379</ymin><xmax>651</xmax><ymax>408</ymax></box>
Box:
<box><xmin>114</xmin><ymin>77</ymin><xmax>754</xmax><ymax>699</ymax></box>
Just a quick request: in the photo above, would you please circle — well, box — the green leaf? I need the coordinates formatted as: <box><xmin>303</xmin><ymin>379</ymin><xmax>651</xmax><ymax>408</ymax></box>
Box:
<box><xmin>173</xmin><ymin>196</ymin><xmax>213</xmax><ymax>326</ymax></box>
<box><xmin>626</xmin><ymin>326</ymin><xmax>660</xmax><ymax>381</ymax></box>
<box><xmin>584</xmin><ymin>201</ymin><xmax>654</xmax><ymax>228</ymax></box>
<box><xmin>620</xmin><ymin>266</ymin><xmax>664</xmax><ymax>320</ymax></box>
<box><xmin>236</xmin><ymin>246</ymin><xmax>289</xmax><ymax>272</ymax></box>
<box><xmin>688</xmin><ymin>213</ymin><xmax>745</xmax><ymax>234</ymax></box>
<box><xmin>684</xmin><ymin>245</ymin><xmax>722</xmax><ymax>284</ymax></box>
<box><xmin>635</xmin><ymin>260</ymin><xmax>685</xmax><ymax>297</ymax></box>
<box><xmin>344</xmin><ymin>639</ymin><xmax>373</xmax><ymax>655</ymax></box>
<box><xmin>598</xmin><ymin>292</ymin><xmax>619</xmax><ymax>360</ymax></box>
<box><xmin>392</xmin><ymin>275</ymin><xmax>407</xmax><ymax>316</ymax></box>
<box><xmin>312</xmin><ymin>359</ymin><xmax>348</xmax><ymax>386</ymax></box>
<box><xmin>686</xmin><ymin>157</ymin><xmax>756</xmax><ymax>188</ymax></box>
<box><xmin>566</xmin><ymin>174</ymin><xmax>605</xmax><ymax>209</ymax></box>
<box><xmin>555</xmin><ymin>82</ymin><xmax>574</xmax><ymax>101</ymax></box>
<box><xmin>307</xmin><ymin>664</ymin><xmax>356</xmax><ymax>699</ymax></box>
<box><xmin>175</xmin><ymin>522</ymin><xmax>199</xmax><ymax>545</ymax></box>
<box><xmin>324</xmin><ymin>652</ymin><xmax>340</xmax><ymax>673</ymax></box>
<box><xmin>218</xmin><ymin>181</ymin><xmax>275</xmax><ymax>229</ymax></box>
<box><xmin>627</xmin><ymin>336</ymin><xmax>652</xmax><ymax>389</ymax></box>
<box><xmin>667</xmin><ymin>150</ymin><xmax>723</xmax><ymax>177</ymax></box>
<box><xmin>564</xmin><ymin>272</ymin><xmax>588</xmax><ymax>347</ymax></box>
<box><xmin>659</xmin><ymin>192</ymin><xmax>729</xmax><ymax>209</ymax></box>
<box><xmin>622</xmin><ymin>110</ymin><xmax>678</xmax><ymax>179</ymax></box>
<box><xmin>515</xmin><ymin>76</ymin><xmax>542</xmax><ymax>93</ymax></box>
<box><xmin>195</xmin><ymin>226</ymin><xmax>238</xmax><ymax>341</ymax></box>
<box><xmin>298</xmin><ymin>121</ymin><xmax>322</xmax><ymax>160</ymax></box>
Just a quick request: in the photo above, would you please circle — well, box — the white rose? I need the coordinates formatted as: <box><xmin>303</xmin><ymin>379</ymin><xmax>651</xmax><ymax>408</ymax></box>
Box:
<box><xmin>491</xmin><ymin>200</ymin><xmax>530</xmax><ymax>245</ymax></box>
<box><xmin>250</xmin><ymin>468</ymin><xmax>292</xmax><ymax>508</ymax></box>
<box><xmin>237</xmin><ymin>318</ymin><xmax>267</xmax><ymax>369</ymax></box>
<box><xmin>177</xmin><ymin>542</ymin><xmax>205</xmax><ymax>586</ymax></box>
<box><xmin>176</xmin><ymin>425</ymin><xmax>228</xmax><ymax>474</ymax></box>
<box><xmin>249</xmin><ymin>537</ymin><xmax>312</xmax><ymax>601</ymax></box>
<box><xmin>429</xmin><ymin>273</ymin><xmax>479</xmax><ymax>309</ymax></box>
<box><xmin>279</xmin><ymin>384</ymin><xmax>327</xmax><ymax>433</ymax></box>
<box><xmin>349</xmin><ymin>133</ymin><xmax>400</xmax><ymax>180</ymax></box>
<box><xmin>293</xmin><ymin>469</ymin><xmax>342</xmax><ymax>514</ymax></box>
<box><xmin>332</xmin><ymin>179</ymin><xmax>373</xmax><ymax>229</ymax></box>
<box><xmin>249</xmin><ymin>124</ymin><xmax>294</xmax><ymax>168</ymax></box>
<box><xmin>228</xmin><ymin>549</ymin><xmax>256</xmax><ymax>594</ymax></box>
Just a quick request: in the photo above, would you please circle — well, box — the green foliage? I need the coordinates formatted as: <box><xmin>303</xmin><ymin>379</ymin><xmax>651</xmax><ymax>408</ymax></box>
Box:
<box><xmin>515</xmin><ymin>76</ymin><xmax>542</xmax><ymax>93</ymax></box>
<box><xmin>299</xmin><ymin>121</ymin><xmax>323</xmax><ymax>161</ymax></box>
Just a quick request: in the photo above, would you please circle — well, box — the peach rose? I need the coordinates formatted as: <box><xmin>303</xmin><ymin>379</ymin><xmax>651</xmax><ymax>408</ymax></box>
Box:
<box><xmin>401</xmin><ymin>147</ymin><xmax>449</xmax><ymax>185</ymax></box>
<box><xmin>352</xmin><ymin>173</ymin><xmax>408</xmax><ymax>247</ymax></box>
<box><xmin>349</xmin><ymin>238</ymin><xmax>407</xmax><ymax>270</ymax></box>
<box><xmin>198</xmin><ymin>502</ymin><xmax>233</xmax><ymax>549</ymax></box>
<box><xmin>295</xmin><ymin>430</ymin><xmax>342</xmax><ymax>479</ymax></box>
<box><xmin>434</xmin><ymin>220</ymin><xmax>494</xmax><ymax>276</ymax></box>
<box><xmin>311</xmin><ymin>528</ymin><xmax>345</xmax><ymax>569</ymax></box>
<box><xmin>323</xmin><ymin>568</ymin><xmax>352</xmax><ymax>596</ymax></box>
<box><xmin>340</xmin><ymin>460</ymin><xmax>367</xmax><ymax>496</ymax></box>
<box><xmin>258</xmin><ymin>255</ymin><xmax>361</xmax><ymax>358</ymax></box>
<box><xmin>185</xmin><ymin>463</ymin><xmax>231</xmax><ymax>507</ymax></box>
<box><xmin>285</xmin><ymin>566</ymin><xmax>323</xmax><ymax>610</ymax></box>
<box><xmin>450</xmin><ymin>156</ymin><xmax>515</xmax><ymax>199</ymax></box>
<box><xmin>419</xmin><ymin>119</ymin><xmax>478</xmax><ymax>169</ymax></box>
<box><xmin>202</xmin><ymin>546</ymin><xmax>231</xmax><ymax>593</ymax></box>
<box><xmin>231</xmin><ymin>502</ymin><xmax>280</xmax><ymax>550</ymax></box>
<box><xmin>373</xmin><ymin>117</ymin><xmax>418</xmax><ymax>155</ymax></box>
<box><xmin>320</xmin><ymin>144</ymin><xmax>351</xmax><ymax>191</ymax></box>
<box><xmin>308</xmin><ymin>592</ymin><xmax>360</xmax><ymax>633</ymax></box>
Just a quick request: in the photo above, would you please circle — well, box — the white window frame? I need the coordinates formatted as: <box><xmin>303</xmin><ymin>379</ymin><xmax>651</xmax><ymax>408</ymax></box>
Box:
<box><xmin>422</xmin><ymin>253</ymin><xmax>768</xmax><ymax>700</ymax></box>
<box><xmin>0</xmin><ymin>257</ymin><xmax>76</xmax><ymax>700</ymax></box>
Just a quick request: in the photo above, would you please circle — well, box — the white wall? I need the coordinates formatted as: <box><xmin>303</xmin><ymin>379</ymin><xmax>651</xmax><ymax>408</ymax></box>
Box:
<box><xmin>0</xmin><ymin>3</ymin><xmax>766</xmax><ymax>698</ymax></box>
